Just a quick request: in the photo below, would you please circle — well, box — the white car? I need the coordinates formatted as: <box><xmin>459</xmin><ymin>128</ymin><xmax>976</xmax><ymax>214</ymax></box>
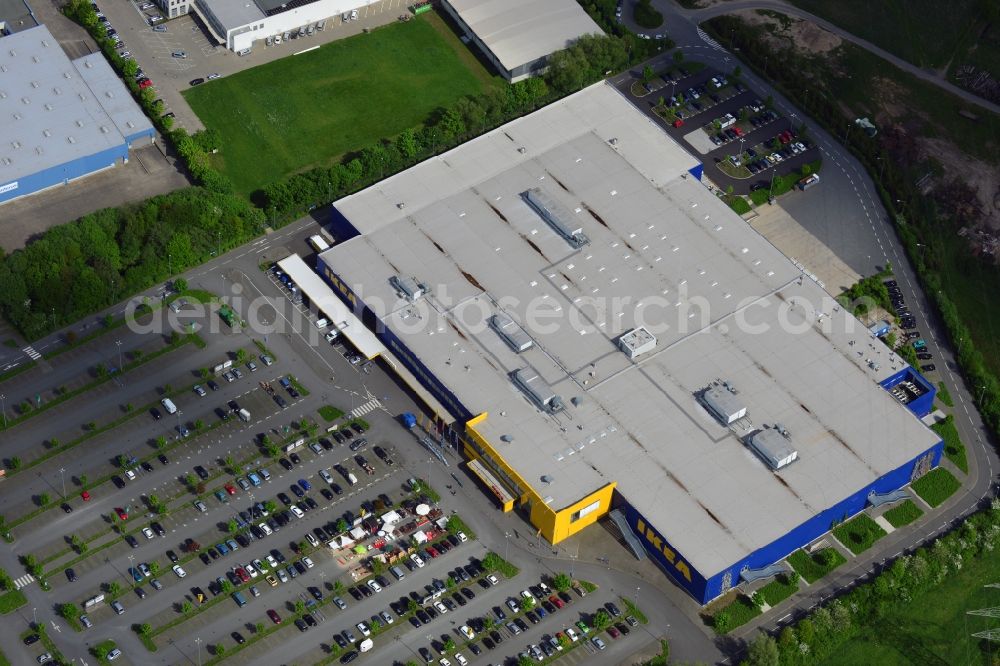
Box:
<box><xmin>410</xmin><ymin>553</ymin><xmax>425</xmax><ymax>568</ymax></box>
<box><xmin>172</xmin><ymin>564</ymin><xmax>187</xmax><ymax>578</ymax></box>
<box><xmin>319</xmin><ymin>469</ymin><xmax>333</xmax><ymax>483</ymax></box>
<box><xmin>306</xmin><ymin>533</ymin><xmax>319</xmax><ymax>547</ymax></box>
<box><xmin>193</xmin><ymin>384</ymin><xmax>206</xmax><ymax>396</ymax></box>
<box><xmin>506</xmin><ymin>598</ymin><xmax>520</xmax><ymax>613</ymax></box>
<box><xmin>125</xmin><ymin>469</ymin><xmax>137</xmax><ymax>481</ymax></box>
<box><xmin>259</xmin><ymin>522</ymin><xmax>272</xmax><ymax>536</ymax></box>
<box><xmin>460</xmin><ymin>625</ymin><xmax>475</xmax><ymax>640</ymax></box>
<box><xmin>380</xmin><ymin>610</ymin><xmax>394</xmax><ymax>625</ymax></box>
<box><xmin>207</xmin><ymin>72</ymin><xmax>221</xmax><ymax>80</ymax></box>
<box><xmin>302</xmin><ymin>556</ymin><xmax>314</xmax><ymax>569</ymax></box>
<box><xmin>277</xmin><ymin>568</ymin><xmax>288</xmax><ymax>583</ymax></box>
<box><xmin>455</xmin><ymin>654</ymin><xmax>468</xmax><ymax>666</ymax></box>
<box><xmin>457</xmin><ymin>531</ymin><xmax>468</xmax><ymax>542</ymax></box>
<box><xmin>244</xmin><ymin>563</ymin><xmax>258</xmax><ymax>578</ymax></box>
<box><xmin>193</xmin><ymin>500</ymin><xmax>207</xmax><ymax>513</ymax></box>
<box><xmin>486</xmin><ymin>574</ymin><xmax>499</xmax><ymax>586</ymax></box>
<box><xmin>367</xmin><ymin>579</ymin><xmax>381</xmax><ymax>593</ymax></box>
<box><xmin>434</xmin><ymin>600</ymin><xmax>448</xmax><ymax>614</ymax></box>
<box><xmin>356</xmin><ymin>621</ymin><xmax>371</xmax><ymax>637</ymax></box>
<box><xmin>266</xmin><ymin>555</ymin><xmax>279</xmax><ymax>568</ymax></box>
<box><xmin>565</xmin><ymin>627</ymin><xmax>579</xmax><ymax>642</ymax></box>
<box><xmin>142</xmin><ymin>527</ymin><xmax>154</xmax><ymax>539</ymax></box>
<box><xmin>289</xmin><ymin>505</ymin><xmax>304</xmax><ymax>519</ymax></box>
<box><xmin>253</xmin><ymin>558</ymin><xmax>266</xmax><ymax>572</ymax></box>
<box><xmin>439</xmin><ymin>658</ymin><xmax>450</xmax><ymax>666</ymax></box>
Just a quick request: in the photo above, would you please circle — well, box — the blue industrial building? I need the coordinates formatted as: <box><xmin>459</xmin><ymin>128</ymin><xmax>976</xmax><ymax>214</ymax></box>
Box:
<box><xmin>311</xmin><ymin>82</ymin><xmax>946</xmax><ymax>606</ymax></box>
<box><xmin>0</xmin><ymin>25</ymin><xmax>154</xmax><ymax>204</ymax></box>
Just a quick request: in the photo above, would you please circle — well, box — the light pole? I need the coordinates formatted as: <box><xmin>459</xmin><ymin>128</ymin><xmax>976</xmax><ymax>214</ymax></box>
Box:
<box><xmin>504</xmin><ymin>531</ymin><xmax>511</xmax><ymax>562</ymax></box>
<box><xmin>127</xmin><ymin>555</ymin><xmax>135</xmax><ymax>586</ymax></box>
<box><xmin>195</xmin><ymin>637</ymin><xmax>202</xmax><ymax>666</ymax></box>
<box><xmin>32</xmin><ymin>607</ymin><xmax>37</xmax><ymax>626</ymax></box>
<box><xmin>116</xmin><ymin>340</ymin><xmax>124</xmax><ymax>386</ymax></box>
<box><xmin>1</xmin><ymin>393</ymin><xmax>6</xmax><ymax>428</ymax></box>
<box><xmin>59</xmin><ymin>467</ymin><xmax>66</xmax><ymax>498</ymax></box>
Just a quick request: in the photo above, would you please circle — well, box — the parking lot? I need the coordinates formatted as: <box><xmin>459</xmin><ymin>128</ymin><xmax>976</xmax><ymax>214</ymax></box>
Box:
<box><xmin>91</xmin><ymin>0</ymin><xmax>417</xmax><ymax>132</ymax></box>
<box><xmin>629</xmin><ymin>64</ymin><xmax>820</xmax><ymax>195</ymax></box>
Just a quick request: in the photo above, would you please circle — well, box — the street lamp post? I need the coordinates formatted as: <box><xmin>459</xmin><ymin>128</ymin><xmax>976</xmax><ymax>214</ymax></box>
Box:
<box><xmin>116</xmin><ymin>340</ymin><xmax>124</xmax><ymax>387</ymax></box>
<box><xmin>127</xmin><ymin>555</ymin><xmax>135</xmax><ymax>586</ymax></box>
<box><xmin>504</xmin><ymin>532</ymin><xmax>511</xmax><ymax>562</ymax></box>
<box><xmin>59</xmin><ymin>467</ymin><xmax>66</xmax><ymax>498</ymax></box>
<box><xmin>195</xmin><ymin>637</ymin><xmax>202</xmax><ymax>666</ymax></box>
<box><xmin>1</xmin><ymin>393</ymin><xmax>6</xmax><ymax>428</ymax></box>
<box><xmin>32</xmin><ymin>607</ymin><xmax>37</xmax><ymax>626</ymax></box>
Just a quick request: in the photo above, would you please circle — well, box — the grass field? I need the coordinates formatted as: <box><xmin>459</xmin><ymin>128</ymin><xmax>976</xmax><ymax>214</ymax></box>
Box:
<box><xmin>819</xmin><ymin>547</ymin><xmax>1000</xmax><ymax>666</ymax></box>
<box><xmin>912</xmin><ymin>467</ymin><xmax>961</xmax><ymax>507</ymax></box>
<box><xmin>786</xmin><ymin>0</ymin><xmax>984</xmax><ymax>70</ymax></box>
<box><xmin>931</xmin><ymin>417</ymin><xmax>968</xmax><ymax>474</ymax></box>
<box><xmin>787</xmin><ymin>547</ymin><xmax>846</xmax><ymax>583</ymax></box>
<box><xmin>883</xmin><ymin>499</ymin><xmax>924</xmax><ymax>528</ymax></box>
<box><xmin>184</xmin><ymin>12</ymin><xmax>500</xmax><ymax>193</ymax></box>
<box><xmin>758</xmin><ymin>574</ymin><xmax>799</xmax><ymax>607</ymax></box>
<box><xmin>833</xmin><ymin>514</ymin><xmax>887</xmax><ymax>555</ymax></box>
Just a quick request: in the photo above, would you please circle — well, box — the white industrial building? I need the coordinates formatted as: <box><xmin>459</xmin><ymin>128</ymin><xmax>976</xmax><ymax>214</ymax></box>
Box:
<box><xmin>192</xmin><ymin>0</ymin><xmax>375</xmax><ymax>52</ymax></box>
<box><xmin>440</xmin><ymin>0</ymin><xmax>603</xmax><ymax>82</ymax></box>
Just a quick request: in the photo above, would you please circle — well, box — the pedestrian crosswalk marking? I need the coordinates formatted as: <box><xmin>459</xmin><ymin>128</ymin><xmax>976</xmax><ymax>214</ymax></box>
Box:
<box><xmin>697</xmin><ymin>27</ymin><xmax>724</xmax><ymax>51</ymax></box>
<box><xmin>14</xmin><ymin>573</ymin><xmax>35</xmax><ymax>589</ymax></box>
<box><xmin>23</xmin><ymin>346</ymin><xmax>41</xmax><ymax>360</ymax></box>
<box><xmin>350</xmin><ymin>398</ymin><xmax>381</xmax><ymax>418</ymax></box>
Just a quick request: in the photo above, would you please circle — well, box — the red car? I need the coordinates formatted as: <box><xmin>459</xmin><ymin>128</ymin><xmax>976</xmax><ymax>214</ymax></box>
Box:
<box><xmin>549</xmin><ymin>595</ymin><xmax>565</xmax><ymax>609</ymax></box>
<box><xmin>672</xmin><ymin>119</ymin><xmax>684</xmax><ymax>128</ymax></box>
<box><xmin>267</xmin><ymin>609</ymin><xmax>281</xmax><ymax>624</ymax></box>
<box><xmin>732</xmin><ymin>126</ymin><xmax>744</xmax><ymax>137</ymax></box>
<box><xmin>608</xmin><ymin>626</ymin><xmax>621</xmax><ymax>639</ymax></box>
<box><xmin>81</xmin><ymin>491</ymin><xmax>91</xmax><ymax>501</ymax></box>
<box><xmin>426</xmin><ymin>546</ymin><xmax>439</xmax><ymax>558</ymax></box>
<box><xmin>235</xmin><ymin>567</ymin><xmax>250</xmax><ymax>583</ymax></box>
<box><xmin>138</xmin><ymin>78</ymin><xmax>153</xmax><ymax>90</ymax></box>
<box><xmin>115</xmin><ymin>507</ymin><xmax>128</xmax><ymax>521</ymax></box>
<box><xmin>224</xmin><ymin>483</ymin><xmax>237</xmax><ymax>496</ymax></box>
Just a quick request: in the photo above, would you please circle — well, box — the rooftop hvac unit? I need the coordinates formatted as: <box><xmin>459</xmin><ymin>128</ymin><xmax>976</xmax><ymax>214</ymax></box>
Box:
<box><xmin>701</xmin><ymin>382</ymin><xmax>747</xmax><ymax>425</ymax></box>
<box><xmin>522</xmin><ymin>188</ymin><xmax>589</xmax><ymax>249</ymax></box>
<box><xmin>747</xmin><ymin>428</ymin><xmax>798</xmax><ymax>470</ymax></box>
<box><xmin>618</xmin><ymin>327</ymin><xmax>656</xmax><ymax>359</ymax></box>
<box><xmin>389</xmin><ymin>275</ymin><xmax>428</xmax><ymax>303</ymax></box>
<box><xmin>489</xmin><ymin>312</ymin><xmax>533</xmax><ymax>352</ymax></box>
<box><xmin>511</xmin><ymin>368</ymin><xmax>564</xmax><ymax>414</ymax></box>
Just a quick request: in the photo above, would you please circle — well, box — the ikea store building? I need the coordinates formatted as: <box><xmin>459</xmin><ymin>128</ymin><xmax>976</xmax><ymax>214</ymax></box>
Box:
<box><xmin>308</xmin><ymin>82</ymin><xmax>942</xmax><ymax>604</ymax></box>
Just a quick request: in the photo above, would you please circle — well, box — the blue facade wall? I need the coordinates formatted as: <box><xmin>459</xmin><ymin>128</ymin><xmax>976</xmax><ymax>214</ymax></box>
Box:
<box><xmin>619</xmin><ymin>439</ymin><xmax>943</xmax><ymax>604</ymax></box>
<box><xmin>124</xmin><ymin>128</ymin><xmax>155</xmax><ymax>146</ymax></box>
<box><xmin>316</xmin><ymin>253</ymin><xmax>474</xmax><ymax>422</ymax></box>
<box><xmin>0</xmin><ymin>144</ymin><xmax>126</xmax><ymax>204</ymax></box>
<box><xmin>880</xmin><ymin>367</ymin><xmax>936</xmax><ymax>417</ymax></box>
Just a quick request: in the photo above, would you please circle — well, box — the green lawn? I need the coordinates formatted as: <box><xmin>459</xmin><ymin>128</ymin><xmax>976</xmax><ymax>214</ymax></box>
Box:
<box><xmin>931</xmin><ymin>417</ymin><xmax>968</xmax><ymax>474</ymax></box>
<box><xmin>758</xmin><ymin>574</ymin><xmax>799</xmax><ymax>607</ymax></box>
<box><xmin>786</xmin><ymin>0</ymin><xmax>983</xmax><ymax>70</ymax></box>
<box><xmin>787</xmin><ymin>547</ymin><xmax>846</xmax><ymax>583</ymax></box>
<box><xmin>883</xmin><ymin>499</ymin><xmax>924</xmax><ymax>528</ymax></box>
<box><xmin>833</xmin><ymin>514</ymin><xmax>887</xmax><ymax>555</ymax></box>
<box><xmin>317</xmin><ymin>405</ymin><xmax>344</xmax><ymax>422</ymax></box>
<box><xmin>912</xmin><ymin>467</ymin><xmax>961</xmax><ymax>507</ymax></box>
<box><xmin>819</xmin><ymin>546</ymin><xmax>1000</xmax><ymax>666</ymax></box>
<box><xmin>183</xmin><ymin>12</ymin><xmax>500</xmax><ymax>193</ymax></box>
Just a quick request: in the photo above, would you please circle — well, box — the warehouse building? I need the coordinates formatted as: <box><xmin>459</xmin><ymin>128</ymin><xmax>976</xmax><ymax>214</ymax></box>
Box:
<box><xmin>314</xmin><ymin>82</ymin><xmax>943</xmax><ymax>604</ymax></box>
<box><xmin>192</xmin><ymin>0</ymin><xmax>376</xmax><ymax>52</ymax></box>
<box><xmin>440</xmin><ymin>0</ymin><xmax>603</xmax><ymax>82</ymax></box>
<box><xmin>0</xmin><ymin>25</ymin><xmax>154</xmax><ymax>204</ymax></box>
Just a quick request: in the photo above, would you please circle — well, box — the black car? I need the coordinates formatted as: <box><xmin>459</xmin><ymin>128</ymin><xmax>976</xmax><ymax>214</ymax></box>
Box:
<box><xmin>125</xmin><ymin>534</ymin><xmax>139</xmax><ymax>548</ymax></box>
<box><xmin>61</xmin><ymin>502</ymin><xmax>73</xmax><ymax>514</ymax></box>
<box><xmin>278</xmin><ymin>492</ymin><xmax>292</xmax><ymax>506</ymax></box>
<box><xmin>290</xmin><ymin>484</ymin><xmax>304</xmax><ymax>498</ymax></box>
<box><xmin>490</xmin><ymin>629</ymin><xmax>503</xmax><ymax>644</ymax></box>
<box><xmin>483</xmin><ymin>637</ymin><xmax>495</xmax><ymax>650</ymax></box>
<box><xmin>23</xmin><ymin>634</ymin><xmax>40</xmax><ymax>645</ymax></box>
<box><xmin>228</xmin><ymin>400</ymin><xmax>240</xmax><ymax>412</ymax></box>
<box><xmin>235</xmin><ymin>534</ymin><xmax>250</xmax><ymax>548</ymax></box>
<box><xmin>294</xmin><ymin>618</ymin><xmax>308</xmax><ymax>632</ymax></box>
<box><xmin>279</xmin><ymin>457</ymin><xmax>293</xmax><ymax>471</ymax></box>
<box><xmin>419</xmin><ymin>647</ymin><xmax>433</xmax><ymax>663</ymax></box>
<box><xmin>416</xmin><ymin>609</ymin><xmax>431</xmax><ymax>624</ymax></box>
<box><xmin>349</xmin><ymin>586</ymin><xmax>363</xmax><ymax>601</ymax></box>
<box><xmin>331</xmin><ymin>431</ymin><xmax>345</xmax><ymax>444</ymax></box>
<box><xmin>112</xmin><ymin>475</ymin><xmax>126</xmax><ymax>489</ymax></box>
<box><xmin>151</xmin><ymin>522</ymin><xmax>166</xmax><ymax>537</ymax></box>
<box><xmin>469</xmin><ymin>643</ymin><xmax>482</xmax><ymax>656</ymax></box>
<box><xmin>158</xmin><ymin>453</ymin><xmax>169</xmax><ymax>465</ymax></box>
<box><xmin>194</xmin><ymin>465</ymin><xmax>209</xmax><ymax>480</ymax></box>
<box><xmin>141</xmin><ymin>461</ymin><xmax>154</xmax><ymax>473</ymax></box>
<box><xmin>309</xmin><ymin>586</ymin><xmax>324</xmax><ymax>601</ymax></box>
<box><xmin>66</xmin><ymin>568</ymin><xmax>77</xmax><ymax>582</ymax></box>
<box><xmin>232</xmin><ymin>631</ymin><xmax>245</xmax><ymax>645</ymax></box>
<box><xmin>333</xmin><ymin>633</ymin><xmax>348</xmax><ymax>649</ymax></box>
<box><xmin>461</xmin><ymin>587</ymin><xmax>475</xmax><ymax>600</ymax></box>
<box><xmin>320</xmin><ymin>438</ymin><xmax>333</xmax><ymax>451</ymax></box>
<box><xmin>304</xmin><ymin>496</ymin><xmax>318</xmax><ymax>510</ymax></box>
<box><xmin>410</xmin><ymin>616</ymin><xmax>422</xmax><ymax>628</ymax></box>
<box><xmin>207</xmin><ymin>380</ymin><xmax>219</xmax><ymax>391</ymax></box>
<box><xmin>167</xmin><ymin>549</ymin><xmax>179</xmax><ymax>563</ymax></box>
<box><xmin>150</xmin><ymin>408</ymin><xmax>162</xmax><ymax>420</ymax></box>
<box><xmin>289</xmin><ymin>452</ymin><xmax>301</xmax><ymax>464</ymax></box>
<box><xmin>200</xmin><ymin>552</ymin><xmax>211</xmax><ymax>565</ymax></box>
<box><xmin>525</xmin><ymin>610</ymin><xmax>538</xmax><ymax>624</ymax></box>
<box><xmin>605</xmin><ymin>601</ymin><xmax>622</xmax><ymax>617</ymax></box>
<box><xmin>320</xmin><ymin>488</ymin><xmax>334</xmax><ymax>500</ymax></box>
<box><xmin>274</xmin><ymin>395</ymin><xmax>288</xmax><ymax>409</ymax></box>
<box><xmin>207</xmin><ymin>546</ymin><xmax>220</xmax><ymax>559</ymax></box>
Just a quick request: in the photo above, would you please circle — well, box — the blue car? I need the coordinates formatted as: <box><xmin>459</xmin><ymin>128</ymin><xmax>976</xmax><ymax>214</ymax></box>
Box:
<box><xmin>129</xmin><ymin>567</ymin><xmax>143</xmax><ymax>582</ymax></box>
<box><xmin>298</xmin><ymin>479</ymin><xmax>311</xmax><ymax>492</ymax></box>
<box><xmin>248</xmin><ymin>472</ymin><xmax>262</xmax><ymax>487</ymax></box>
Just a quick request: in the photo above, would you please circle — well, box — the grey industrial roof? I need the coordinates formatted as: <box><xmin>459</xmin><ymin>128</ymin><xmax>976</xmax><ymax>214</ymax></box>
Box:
<box><xmin>198</xmin><ymin>0</ymin><xmax>264</xmax><ymax>31</ymax></box>
<box><xmin>0</xmin><ymin>25</ymin><xmax>152</xmax><ymax>185</ymax></box>
<box><xmin>445</xmin><ymin>0</ymin><xmax>603</xmax><ymax>72</ymax></box>
<box><xmin>320</xmin><ymin>82</ymin><xmax>940</xmax><ymax>576</ymax></box>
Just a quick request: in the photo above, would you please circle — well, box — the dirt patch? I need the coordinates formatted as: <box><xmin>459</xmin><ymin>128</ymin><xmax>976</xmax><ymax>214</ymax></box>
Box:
<box><xmin>870</xmin><ymin>77</ymin><xmax>909</xmax><ymax>122</ymax></box>
<box><xmin>920</xmin><ymin>137</ymin><xmax>1000</xmax><ymax>231</ymax></box>
<box><xmin>734</xmin><ymin>9</ymin><xmax>842</xmax><ymax>55</ymax></box>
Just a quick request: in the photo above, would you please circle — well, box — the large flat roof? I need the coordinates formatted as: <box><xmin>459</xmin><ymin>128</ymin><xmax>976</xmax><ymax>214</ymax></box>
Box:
<box><xmin>320</xmin><ymin>82</ymin><xmax>940</xmax><ymax>575</ymax></box>
<box><xmin>445</xmin><ymin>0</ymin><xmax>603</xmax><ymax>72</ymax></box>
<box><xmin>0</xmin><ymin>25</ymin><xmax>152</xmax><ymax>185</ymax></box>
<box><xmin>198</xmin><ymin>0</ymin><xmax>264</xmax><ymax>31</ymax></box>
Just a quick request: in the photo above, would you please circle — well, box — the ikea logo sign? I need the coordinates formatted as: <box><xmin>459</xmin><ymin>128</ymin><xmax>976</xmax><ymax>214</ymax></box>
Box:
<box><xmin>635</xmin><ymin>517</ymin><xmax>693</xmax><ymax>582</ymax></box>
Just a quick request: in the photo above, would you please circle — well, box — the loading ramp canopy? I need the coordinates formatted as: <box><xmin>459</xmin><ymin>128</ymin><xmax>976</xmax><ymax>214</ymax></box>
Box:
<box><xmin>277</xmin><ymin>253</ymin><xmax>386</xmax><ymax>360</ymax></box>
